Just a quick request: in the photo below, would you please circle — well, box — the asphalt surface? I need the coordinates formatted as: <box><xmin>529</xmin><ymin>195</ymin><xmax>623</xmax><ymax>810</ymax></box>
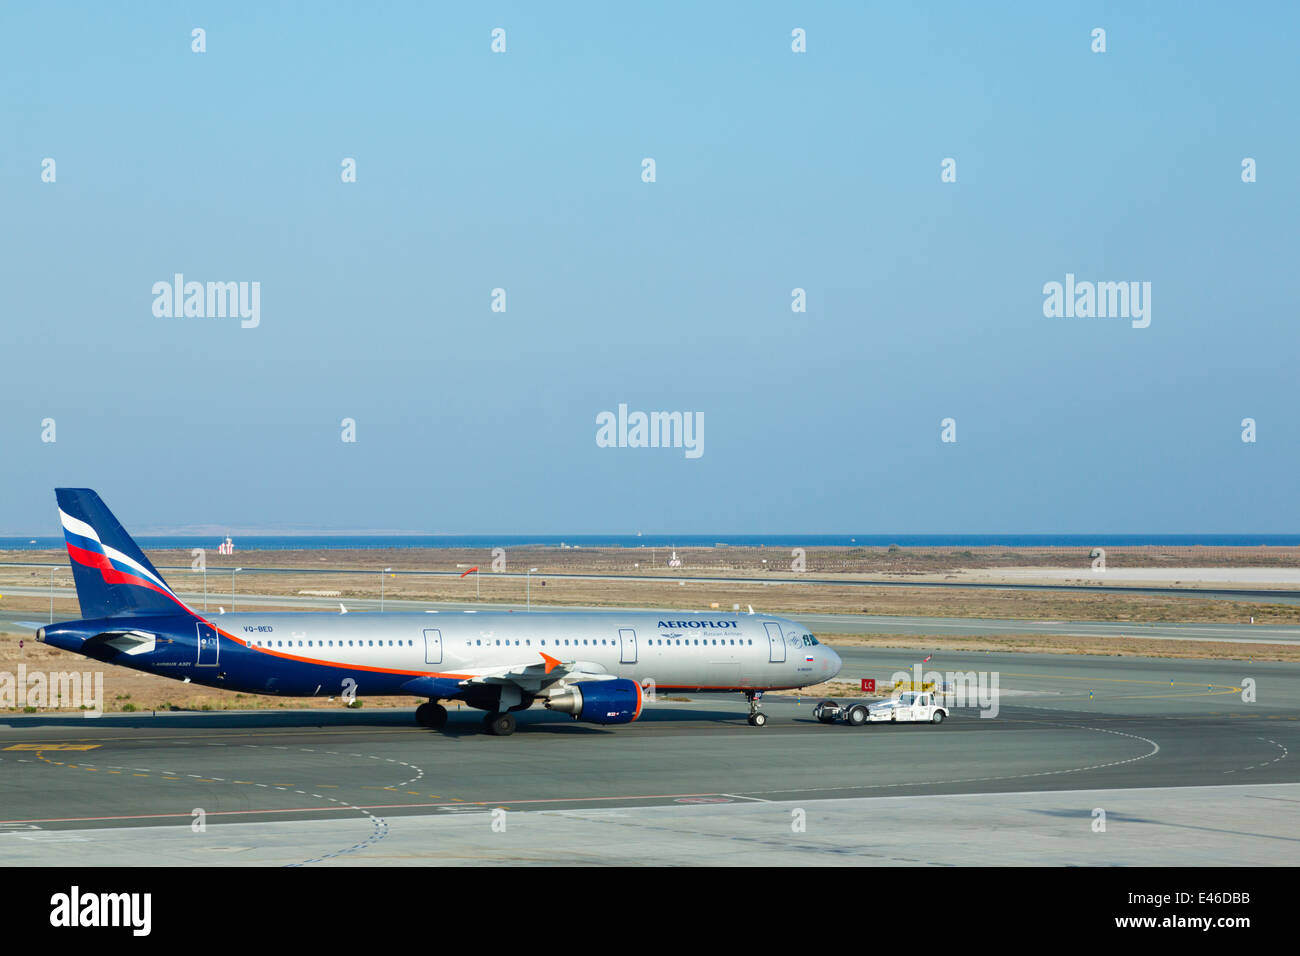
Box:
<box><xmin>0</xmin><ymin>646</ymin><xmax>1296</xmax><ymax>864</ymax></box>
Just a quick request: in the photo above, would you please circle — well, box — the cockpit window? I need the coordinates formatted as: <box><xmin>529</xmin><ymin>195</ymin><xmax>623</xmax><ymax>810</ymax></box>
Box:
<box><xmin>799</xmin><ymin>634</ymin><xmax>820</xmax><ymax>646</ymax></box>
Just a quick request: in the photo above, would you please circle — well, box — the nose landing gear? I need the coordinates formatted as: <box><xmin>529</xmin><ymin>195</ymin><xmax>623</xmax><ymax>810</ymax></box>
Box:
<box><xmin>745</xmin><ymin>690</ymin><xmax>768</xmax><ymax>727</ymax></box>
<box><xmin>415</xmin><ymin>701</ymin><xmax>448</xmax><ymax>729</ymax></box>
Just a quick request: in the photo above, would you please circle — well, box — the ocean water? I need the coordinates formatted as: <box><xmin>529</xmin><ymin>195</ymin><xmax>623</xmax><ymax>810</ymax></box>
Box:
<box><xmin>3</xmin><ymin>533</ymin><xmax>1300</xmax><ymax>552</ymax></box>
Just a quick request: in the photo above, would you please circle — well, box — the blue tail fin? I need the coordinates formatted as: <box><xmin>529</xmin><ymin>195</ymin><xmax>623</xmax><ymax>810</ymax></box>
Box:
<box><xmin>55</xmin><ymin>488</ymin><xmax>189</xmax><ymax>619</ymax></box>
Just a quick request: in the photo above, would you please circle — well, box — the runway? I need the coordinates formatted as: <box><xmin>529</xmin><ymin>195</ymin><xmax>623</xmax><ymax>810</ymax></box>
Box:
<box><xmin>1</xmin><ymin>647</ymin><xmax>1296</xmax><ymax>865</ymax></box>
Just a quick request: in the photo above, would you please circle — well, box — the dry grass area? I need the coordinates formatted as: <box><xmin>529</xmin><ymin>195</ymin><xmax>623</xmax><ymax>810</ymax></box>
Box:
<box><xmin>0</xmin><ymin>638</ymin><xmax>468</xmax><ymax>715</ymax></box>
<box><xmin>767</xmin><ymin>680</ymin><xmax>869</xmax><ymax>699</ymax></box>
<box><xmin>818</xmin><ymin>632</ymin><xmax>1300</xmax><ymax>662</ymax></box>
<box><xmin>8</xmin><ymin>542</ymin><xmax>1300</xmax><ymax>580</ymax></box>
<box><xmin>154</xmin><ymin>542</ymin><xmax>1300</xmax><ymax>573</ymax></box>
<box><xmin>3</xmin><ymin>548</ymin><xmax>1297</xmax><ymax>625</ymax></box>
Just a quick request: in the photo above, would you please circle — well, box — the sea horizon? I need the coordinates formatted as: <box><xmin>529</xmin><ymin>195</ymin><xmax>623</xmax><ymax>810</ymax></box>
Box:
<box><xmin>4</xmin><ymin>533</ymin><xmax>1300</xmax><ymax>552</ymax></box>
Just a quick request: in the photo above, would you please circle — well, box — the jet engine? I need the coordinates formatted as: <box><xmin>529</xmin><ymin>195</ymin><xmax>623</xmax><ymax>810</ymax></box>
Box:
<box><xmin>544</xmin><ymin>679</ymin><xmax>643</xmax><ymax>724</ymax></box>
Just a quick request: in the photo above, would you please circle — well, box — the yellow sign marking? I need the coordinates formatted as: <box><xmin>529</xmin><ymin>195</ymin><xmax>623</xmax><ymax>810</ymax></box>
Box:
<box><xmin>4</xmin><ymin>743</ymin><xmax>101</xmax><ymax>751</ymax></box>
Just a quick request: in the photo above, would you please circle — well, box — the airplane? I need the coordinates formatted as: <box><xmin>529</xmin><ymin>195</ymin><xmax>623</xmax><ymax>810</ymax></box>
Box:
<box><xmin>36</xmin><ymin>488</ymin><xmax>843</xmax><ymax>735</ymax></box>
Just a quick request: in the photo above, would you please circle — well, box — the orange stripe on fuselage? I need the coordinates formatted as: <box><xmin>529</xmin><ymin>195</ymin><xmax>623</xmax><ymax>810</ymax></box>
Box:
<box><xmin>219</xmin><ymin>631</ymin><xmax>473</xmax><ymax>681</ymax></box>
<box><xmin>189</xmin><ymin>623</ymin><xmax>795</xmax><ymax>690</ymax></box>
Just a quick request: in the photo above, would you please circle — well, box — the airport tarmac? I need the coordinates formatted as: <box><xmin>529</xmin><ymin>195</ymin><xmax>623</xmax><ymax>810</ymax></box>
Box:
<box><xmin>0</xmin><ymin>647</ymin><xmax>1295</xmax><ymax>865</ymax></box>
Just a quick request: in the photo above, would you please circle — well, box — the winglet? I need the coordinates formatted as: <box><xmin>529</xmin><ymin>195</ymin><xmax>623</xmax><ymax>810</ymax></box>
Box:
<box><xmin>539</xmin><ymin>651</ymin><xmax>561</xmax><ymax>674</ymax></box>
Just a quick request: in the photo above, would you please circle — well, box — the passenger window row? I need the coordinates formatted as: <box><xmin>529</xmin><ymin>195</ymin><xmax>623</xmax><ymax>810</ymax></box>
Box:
<box><xmin>255</xmin><ymin>639</ymin><xmax>415</xmax><ymax>649</ymax></box>
<box><xmin>462</xmin><ymin>638</ymin><xmax>755</xmax><ymax>647</ymax></box>
<box><xmin>256</xmin><ymin>636</ymin><xmax>759</xmax><ymax>651</ymax></box>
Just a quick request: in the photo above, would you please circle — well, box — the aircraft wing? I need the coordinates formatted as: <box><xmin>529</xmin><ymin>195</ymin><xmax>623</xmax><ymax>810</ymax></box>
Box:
<box><xmin>460</xmin><ymin>652</ymin><xmax>616</xmax><ymax>693</ymax></box>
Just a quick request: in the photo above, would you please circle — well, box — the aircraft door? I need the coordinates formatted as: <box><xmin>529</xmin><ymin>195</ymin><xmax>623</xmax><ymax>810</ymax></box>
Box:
<box><xmin>423</xmin><ymin>628</ymin><xmax>443</xmax><ymax>665</ymax></box>
<box><xmin>764</xmin><ymin>622</ymin><xmax>786</xmax><ymax>663</ymax></box>
<box><xmin>196</xmin><ymin>622</ymin><xmax>220</xmax><ymax>666</ymax></box>
<box><xmin>619</xmin><ymin>628</ymin><xmax>637</xmax><ymax>664</ymax></box>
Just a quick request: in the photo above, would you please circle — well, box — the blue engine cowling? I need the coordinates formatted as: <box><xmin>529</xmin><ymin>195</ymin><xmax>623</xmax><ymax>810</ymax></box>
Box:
<box><xmin>544</xmin><ymin>679</ymin><xmax>643</xmax><ymax>724</ymax></box>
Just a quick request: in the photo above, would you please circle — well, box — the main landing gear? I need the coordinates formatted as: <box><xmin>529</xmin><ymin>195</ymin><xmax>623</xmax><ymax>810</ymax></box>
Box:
<box><xmin>745</xmin><ymin>690</ymin><xmax>768</xmax><ymax>727</ymax></box>
<box><xmin>482</xmin><ymin>712</ymin><xmax>516</xmax><ymax>736</ymax></box>
<box><xmin>415</xmin><ymin>701</ymin><xmax>448</xmax><ymax>730</ymax></box>
<box><xmin>417</xmin><ymin>700</ymin><xmax>516</xmax><ymax>735</ymax></box>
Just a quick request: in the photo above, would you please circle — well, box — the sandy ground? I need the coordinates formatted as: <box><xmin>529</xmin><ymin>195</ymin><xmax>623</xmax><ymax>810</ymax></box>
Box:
<box><xmin>9</xmin><ymin>541</ymin><xmax>1300</xmax><ymax>577</ymax></box>
<box><xmin>0</xmin><ymin>639</ymin><xmax>472</xmax><ymax>716</ymax></box>
<box><xmin>4</xmin><ymin>551</ymin><xmax>1298</xmax><ymax>625</ymax></box>
<box><xmin>949</xmin><ymin>566</ymin><xmax>1300</xmax><ymax>586</ymax></box>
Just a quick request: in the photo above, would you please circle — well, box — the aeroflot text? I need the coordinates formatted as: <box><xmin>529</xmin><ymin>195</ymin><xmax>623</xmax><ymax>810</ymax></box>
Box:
<box><xmin>658</xmin><ymin>620</ymin><xmax>738</xmax><ymax>629</ymax></box>
<box><xmin>596</xmin><ymin>404</ymin><xmax>704</xmax><ymax>459</ymax></box>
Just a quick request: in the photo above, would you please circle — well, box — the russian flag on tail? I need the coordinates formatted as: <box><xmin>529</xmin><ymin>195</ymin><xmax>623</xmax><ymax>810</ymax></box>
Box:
<box><xmin>55</xmin><ymin>488</ymin><xmax>191</xmax><ymax>619</ymax></box>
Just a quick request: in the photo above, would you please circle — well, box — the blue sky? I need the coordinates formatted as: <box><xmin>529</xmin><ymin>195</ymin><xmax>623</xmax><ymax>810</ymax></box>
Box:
<box><xmin>2</xmin><ymin>2</ymin><xmax>1297</xmax><ymax>534</ymax></box>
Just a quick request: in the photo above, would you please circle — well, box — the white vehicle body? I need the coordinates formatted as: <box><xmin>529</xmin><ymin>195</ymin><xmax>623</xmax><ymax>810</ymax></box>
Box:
<box><xmin>866</xmin><ymin>690</ymin><xmax>948</xmax><ymax>723</ymax></box>
<box><xmin>813</xmin><ymin>689</ymin><xmax>950</xmax><ymax>727</ymax></box>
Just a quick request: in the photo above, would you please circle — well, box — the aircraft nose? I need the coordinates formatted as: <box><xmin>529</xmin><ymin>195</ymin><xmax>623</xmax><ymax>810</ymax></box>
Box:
<box><xmin>823</xmin><ymin>646</ymin><xmax>842</xmax><ymax>679</ymax></box>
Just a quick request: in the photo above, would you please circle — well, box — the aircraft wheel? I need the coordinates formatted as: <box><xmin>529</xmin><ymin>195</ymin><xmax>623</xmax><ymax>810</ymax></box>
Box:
<box><xmin>751</xmin><ymin>712</ymin><xmax>768</xmax><ymax>728</ymax></box>
<box><xmin>485</xmin><ymin>712</ymin><xmax>517</xmax><ymax>736</ymax></box>
<box><xmin>419</xmin><ymin>703</ymin><xmax>448</xmax><ymax>729</ymax></box>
